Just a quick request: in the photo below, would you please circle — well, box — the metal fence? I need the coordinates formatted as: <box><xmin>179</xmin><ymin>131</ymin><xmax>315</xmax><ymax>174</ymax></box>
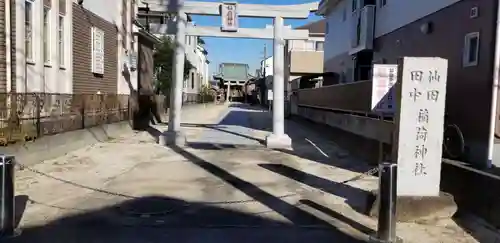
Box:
<box><xmin>0</xmin><ymin>93</ymin><xmax>131</xmax><ymax>145</ymax></box>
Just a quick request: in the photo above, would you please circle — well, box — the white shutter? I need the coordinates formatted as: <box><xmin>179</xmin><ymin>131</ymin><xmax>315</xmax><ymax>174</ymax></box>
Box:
<box><xmin>91</xmin><ymin>27</ymin><xmax>105</xmax><ymax>74</ymax></box>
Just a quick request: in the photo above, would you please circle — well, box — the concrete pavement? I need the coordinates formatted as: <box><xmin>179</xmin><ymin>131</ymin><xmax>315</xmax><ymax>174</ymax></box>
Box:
<box><xmin>6</xmin><ymin>103</ymin><xmax>484</xmax><ymax>242</ymax></box>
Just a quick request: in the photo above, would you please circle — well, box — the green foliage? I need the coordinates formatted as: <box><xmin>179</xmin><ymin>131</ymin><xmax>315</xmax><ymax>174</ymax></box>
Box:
<box><xmin>198</xmin><ymin>84</ymin><xmax>216</xmax><ymax>102</ymax></box>
<box><xmin>197</xmin><ymin>37</ymin><xmax>205</xmax><ymax>45</ymax></box>
<box><xmin>199</xmin><ymin>84</ymin><xmax>211</xmax><ymax>95</ymax></box>
<box><xmin>154</xmin><ymin>36</ymin><xmax>193</xmax><ymax>95</ymax></box>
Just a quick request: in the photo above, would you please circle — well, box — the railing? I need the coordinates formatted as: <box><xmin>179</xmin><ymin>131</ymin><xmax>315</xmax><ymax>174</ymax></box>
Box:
<box><xmin>0</xmin><ymin>93</ymin><xmax>131</xmax><ymax>145</ymax></box>
<box><xmin>297</xmin><ymin>80</ymin><xmax>373</xmax><ymax>113</ymax></box>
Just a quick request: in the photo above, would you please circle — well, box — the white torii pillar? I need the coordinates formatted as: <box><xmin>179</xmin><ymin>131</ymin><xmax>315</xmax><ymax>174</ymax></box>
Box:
<box><xmin>162</xmin><ymin>2</ymin><xmax>187</xmax><ymax>146</ymax></box>
<box><xmin>266</xmin><ymin>16</ymin><xmax>292</xmax><ymax>148</ymax></box>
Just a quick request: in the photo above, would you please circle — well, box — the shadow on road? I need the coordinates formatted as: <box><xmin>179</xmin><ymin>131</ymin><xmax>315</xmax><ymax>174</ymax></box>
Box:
<box><xmin>259</xmin><ymin>163</ymin><xmax>371</xmax><ymax>214</ymax></box>
<box><xmin>14</xmin><ymin>195</ymin><xmax>29</xmax><ymax>228</ymax></box>
<box><xmin>167</xmin><ymin>103</ymin><xmax>372</xmax><ymax>175</ymax></box>
<box><xmin>166</xmin><ymin>144</ymin><xmax>366</xmax><ymax>243</ymax></box>
<box><xmin>299</xmin><ymin>199</ymin><xmax>376</xmax><ymax>236</ymax></box>
<box><xmin>7</xmin><ymin>195</ymin><xmax>355</xmax><ymax>243</ymax></box>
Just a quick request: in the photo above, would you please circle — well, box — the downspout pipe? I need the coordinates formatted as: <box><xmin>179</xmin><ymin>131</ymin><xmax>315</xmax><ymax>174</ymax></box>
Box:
<box><xmin>487</xmin><ymin>0</ymin><xmax>500</xmax><ymax>168</ymax></box>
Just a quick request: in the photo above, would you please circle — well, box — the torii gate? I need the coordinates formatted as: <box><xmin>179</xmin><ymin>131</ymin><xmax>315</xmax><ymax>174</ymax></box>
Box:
<box><xmin>144</xmin><ymin>0</ymin><xmax>318</xmax><ymax>149</ymax></box>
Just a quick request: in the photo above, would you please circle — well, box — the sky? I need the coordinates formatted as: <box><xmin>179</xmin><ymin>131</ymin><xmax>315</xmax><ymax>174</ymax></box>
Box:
<box><xmin>189</xmin><ymin>0</ymin><xmax>322</xmax><ymax>77</ymax></box>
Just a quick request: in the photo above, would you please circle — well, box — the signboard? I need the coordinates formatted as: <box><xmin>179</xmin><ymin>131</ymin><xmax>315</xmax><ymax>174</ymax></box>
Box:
<box><xmin>371</xmin><ymin>64</ymin><xmax>398</xmax><ymax>113</ymax></box>
<box><xmin>267</xmin><ymin>89</ymin><xmax>273</xmax><ymax>100</ymax></box>
<box><xmin>395</xmin><ymin>57</ymin><xmax>448</xmax><ymax>197</ymax></box>
<box><xmin>221</xmin><ymin>2</ymin><xmax>238</xmax><ymax>32</ymax></box>
<box><xmin>91</xmin><ymin>27</ymin><xmax>105</xmax><ymax>74</ymax></box>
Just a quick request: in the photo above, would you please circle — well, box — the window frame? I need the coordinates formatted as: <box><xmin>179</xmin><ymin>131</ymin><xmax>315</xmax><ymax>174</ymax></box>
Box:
<box><xmin>25</xmin><ymin>0</ymin><xmax>34</xmax><ymax>62</ymax></box>
<box><xmin>59</xmin><ymin>14</ymin><xmax>65</xmax><ymax>67</ymax></box>
<box><xmin>463</xmin><ymin>32</ymin><xmax>480</xmax><ymax>67</ymax></box>
<box><xmin>352</xmin><ymin>0</ymin><xmax>357</xmax><ymax>12</ymax></box>
<box><xmin>315</xmin><ymin>41</ymin><xmax>324</xmax><ymax>52</ymax></box>
<box><xmin>379</xmin><ymin>0</ymin><xmax>387</xmax><ymax>7</ymax></box>
<box><xmin>43</xmin><ymin>5</ymin><xmax>51</xmax><ymax>65</ymax></box>
<box><xmin>91</xmin><ymin>26</ymin><xmax>105</xmax><ymax>74</ymax></box>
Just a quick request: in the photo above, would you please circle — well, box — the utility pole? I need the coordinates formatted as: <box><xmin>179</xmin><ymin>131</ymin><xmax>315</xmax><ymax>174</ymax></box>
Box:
<box><xmin>262</xmin><ymin>43</ymin><xmax>272</xmax><ymax>111</ymax></box>
<box><xmin>260</xmin><ymin>43</ymin><xmax>268</xmax><ymax>108</ymax></box>
<box><xmin>262</xmin><ymin>43</ymin><xmax>267</xmax><ymax>77</ymax></box>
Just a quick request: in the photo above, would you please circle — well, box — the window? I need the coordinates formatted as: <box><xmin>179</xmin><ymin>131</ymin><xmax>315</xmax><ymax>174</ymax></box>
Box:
<box><xmin>315</xmin><ymin>41</ymin><xmax>324</xmax><ymax>51</ymax></box>
<box><xmin>91</xmin><ymin>27</ymin><xmax>105</xmax><ymax>74</ymax></box>
<box><xmin>470</xmin><ymin>7</ymin><xmax>479</xmax><ymax>18</ymax></box>
<box><xmin>307</xmin><ymin>40</ymin><xmax>315</xmax><ymax>50</ymax></box>
<box><xmin>59</xmin><ymin>15</ymin><xmax>65</xmax><ymax>66</ymax></box>
<box><xmin>352</xmin><ymin>0</ymin><xmax>357</xmax><ymax>12</ymax></box>
<box><xmin>379</xmin><ymin>0</ymin><xmax>387</xmax><ymax>7</ymax></box>
<box><xmin>43</xmin><ymin>6</ymin><xmax>50</xmax><ymax>64</ymax></box>
<box><xmin>463</xmin><ymin>32</ymin><xmax>479</xmax><ymax>67</ymax></box>
<box><xmin>191</xmin><ymin>73</ymin><xmax>194</xmax><ymax>89</ymax></box>
<box><xmin>25</xmin><ymin>0</ymin><xmax>34</xmax><ymax>61</ymax></box>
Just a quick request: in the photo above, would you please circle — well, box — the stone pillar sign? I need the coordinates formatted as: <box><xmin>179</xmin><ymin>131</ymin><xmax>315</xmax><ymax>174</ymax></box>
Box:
<box><xmin>394</xmin><ymin>57</ymin><xmax>448</xmax><ymax>197</ymax></box>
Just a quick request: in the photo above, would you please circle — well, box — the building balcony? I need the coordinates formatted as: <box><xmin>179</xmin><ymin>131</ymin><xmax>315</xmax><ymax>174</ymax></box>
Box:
<box><xmin>288</xmin><ymin>50</ymin><xmax>324</xmax><ymax>74</ymax></box>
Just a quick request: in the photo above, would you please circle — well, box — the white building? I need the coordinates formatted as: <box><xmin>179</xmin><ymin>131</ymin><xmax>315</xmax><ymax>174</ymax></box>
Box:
<box><xmin>137</xmin><ymin>11</ymin><xmax>210</xmax><ymax>99</ymax></box>
<box><xmin>2</xmin><ymin>0</ymin><xmax>139</xmax><ymax>95</ymax></box>
<box><xmin>183</xmin><ymin>30</ymin><xmax>210</xmax><ymax>97</ymax></box>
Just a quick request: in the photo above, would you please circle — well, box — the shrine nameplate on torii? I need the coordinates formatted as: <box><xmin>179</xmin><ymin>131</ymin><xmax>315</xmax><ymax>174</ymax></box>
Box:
<box><xmin>221</xmin><ymin>2</ymin><xmax>238</xmax><ymax>32</ymax></box>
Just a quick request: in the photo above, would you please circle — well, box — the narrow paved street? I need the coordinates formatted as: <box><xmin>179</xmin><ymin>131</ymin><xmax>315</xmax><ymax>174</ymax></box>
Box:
<box><xmin>7</xmin><ymin>103</ymin><xmax>479</xmax><ymax>242</ymax></box>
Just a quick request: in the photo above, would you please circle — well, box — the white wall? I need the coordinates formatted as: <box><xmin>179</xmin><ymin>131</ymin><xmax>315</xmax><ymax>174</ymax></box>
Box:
<box><xmin>14</xmin><ymin>0</ymin><xmax>136</xmax><ymax>94</ymax></box>
<box><xmin>184</xmin><ymin>43</ymin><xmax>210</xmax><ymax>94</ymax></box>
<box><xmin>185</xmin><ymin>28</ymin><xmax>198</xmax><ymax>65</ymax></box>
<box><xmin>261</xmin><ymin>56</ymin><xmax>273</xmax><ymax>76</ymax></box>
<box><xmin>15</xmin><ymin>0</ymin><xmax>73</xmax><ymax>93</ymax></box>
<box><xmin>204</xmin><ymin>62</ymin><xmax>209</xmax><ymax>86</ymax></box>
<box><xmin>288</xmin><ymin>37</ymin><xmax>325</xmax><ymax>51</ymax></box>
<box><xmin>322</xmin><ymin>0</ymin><xmax>463</xmax><ymax>61</ymax></box>
<box><xmin>374</xmin><ymin>0</ymin><xmax>461</xmax><ymax>38</ymax></box>
<box><xmin>323</xmin><ymin>0</ymin><xmax>350</xmax><ymax>63</ymax></box>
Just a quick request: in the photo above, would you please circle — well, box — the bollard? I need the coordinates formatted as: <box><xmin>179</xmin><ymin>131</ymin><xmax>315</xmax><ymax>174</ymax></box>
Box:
<box><xmin>370</xmin><ymin>162</ymin><xmax>402</xmax><ymax>243</ymax></box>
<box><xmin>0</xmin><ymin>155</ymin><xmax>16</xmax><ymax>238</ymax></box>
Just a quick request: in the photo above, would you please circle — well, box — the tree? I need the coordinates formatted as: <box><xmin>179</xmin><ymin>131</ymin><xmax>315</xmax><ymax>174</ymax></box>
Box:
<box><xmin>154</xmin><ymin>36</ymin><xmax>193</xmax><ymax>95</ymax></box>
<box><xmin>197</xmin><ymin>36</ymin><xmax>205</xmax><ymax>45</ymax></box>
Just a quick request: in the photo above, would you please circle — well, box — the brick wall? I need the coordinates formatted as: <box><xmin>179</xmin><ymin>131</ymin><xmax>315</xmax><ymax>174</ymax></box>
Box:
<box><xmin>0</xmin><ymin>0</ymin><xmax>16</xmax><ymax>93</ymax></box>
<box><xmin>72</xmin><ymin>3</ymin><xmax>117</xmax><ymax>94</ymax></box>
<box><xmin>9</xmin><ymin>0</ymin><xmax>14</xmax><ymax>92</ymax></box>
<box><xmin>0</xmin><ymin>0</ymin><xmax>6</xmax><ymax>93</ymax></box>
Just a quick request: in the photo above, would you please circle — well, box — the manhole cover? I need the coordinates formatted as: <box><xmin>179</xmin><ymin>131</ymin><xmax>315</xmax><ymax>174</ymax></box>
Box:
<box><xmin>116</xmin><ymin>197</ymin><xmax>187</xmax><ymax>217</ymax></box>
